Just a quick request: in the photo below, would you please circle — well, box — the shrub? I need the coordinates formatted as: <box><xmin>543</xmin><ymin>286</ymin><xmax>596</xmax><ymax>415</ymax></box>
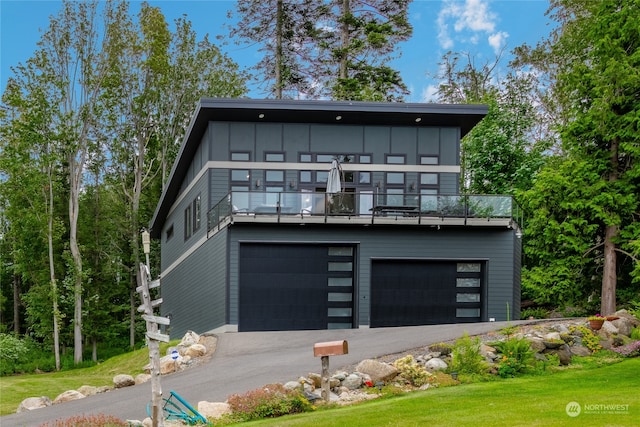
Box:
<box><xmin>569</xmin><ymin>325</ymin><xmax>602</xmax><ymax>353</ymax></box>
<box><xmin>449</xmin><ymin>333</ymin><xmax>488</xmax><ymax>375</ymax></box>
<box><xmin>492</xmin><ymin>337</ymin><xmax>535</xmax><ymax>378</ymax></box>
<box><xmin>38</xmin><ymin>414</ymin><xmax>128</xmax><ymax>427</ymax></box>
<box><xmin>610</xmin><ymin>341</ymin><xmax>640</xmax><ymax>358</ymax></box>
<box><xmin>520</xmin><ymin>307</ymin><xmax>548</xmax><ymax>320</ymax></box>
<box><xmin>631</xmin><ymin>327</ymin><xmax>640</xmax><ymax>341</ymax></box>
<box><xmin>392</xmin><ymin>355</ymin><xmax>434</xmax><ymax>387</ymax></box>
<box><xmin>428</xmin><ymin>342</ymin><xmax>453</xmax><ymax>355</ymax></box>
<box><xmin>227</xmin><ymin>383</ymin><xmax>313</xmax><ymax>422</ymax></box>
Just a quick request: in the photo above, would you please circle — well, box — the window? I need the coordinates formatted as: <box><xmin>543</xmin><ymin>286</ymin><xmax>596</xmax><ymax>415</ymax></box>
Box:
<box><xmin>194</xmin><ymin>195</ymin><xmax>201</xmax><ymax>232</ymax></box>
<box><xmin>265</xmin><ymin>153</ymin><xmax>284</xmax><ymax>162</ymax></box>
<box><xmin>166</xmin><ymin>225</ymin><xmax>174</xmax><ymax>241</ymax></box>
<box><xmin>231</xmin><ymin>170</ymin><xmax>250</xmax><ymax>182</ymax></box>
<box><xmin>420</xmin><ymin>156</ymin><xmax>439</xmax><ymax>165</ymax></box>
<box><xmin>359</xmin><ymin>172</ymin><xmax>371</xmax><ymax>184</ymax></box>
<box><xmin>231</xmin><ymin>152</ymin><xmax>250</xmax><ymax>161</ymax></box>
<box><xmin>359</xmin><ymin>154</ymin><xmax>371</xmax><ymax>163</ymax></box>
<box><xmin>386</xmin><ymin>172</ymin><xmax>405</xmax><ymax>185</ymax></box>
<box><xmin>386</xmin><ymin>155</ymin><xmax>405</xmax><ymax>164</ymax></box>
<box><xmin>184</xmin><ymin>205</ymin><xmax>192</xmax><ymax>239</ymax></box>
<box><xmin>265</xmin><ymin>170</ymin><xmax>284</xmax><ymax>182</ymax></box>
<box><xmin>420</xmin><ymin>173</ymin><xmax>438</xmax><ymax>185</ymax></box>
<box><xmin>300</xmin><ymin>171</ymin><xmax>312</xmax><ymax>183</ymax></box>
<box><xmin>300</xmin><ymin>153</ymin><xmax>312</xmax><ymax>162</ymax></box>
<box><xmin>184</xmin><ymin>195</ymin><xmax>201</xmax><ymax>240</ymax></box>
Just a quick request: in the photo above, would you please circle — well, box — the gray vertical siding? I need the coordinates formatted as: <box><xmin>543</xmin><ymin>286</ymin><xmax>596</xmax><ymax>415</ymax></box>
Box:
<box><xmin>161</xmin><ymin>229</ymin><xmax>228</xmax><ymax>338</ymax></box>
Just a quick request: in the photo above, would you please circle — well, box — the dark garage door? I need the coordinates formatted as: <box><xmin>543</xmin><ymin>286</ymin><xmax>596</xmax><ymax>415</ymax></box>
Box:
<box><xmin>370</xmin><ymin>260</ymin><xmax>483</xmax><ymax>327</ymax></box>
<box><xmin>239</xmin><ymin>243</ymin><xmax>355</xmax><ymax>331</ymax></box>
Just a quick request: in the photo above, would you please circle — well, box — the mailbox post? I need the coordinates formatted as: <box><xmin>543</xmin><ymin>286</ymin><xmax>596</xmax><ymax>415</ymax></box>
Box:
<box><xmin>313</xmin><ymin>340</ymin><xmax>348</xmax><ymax>402</ymax></box>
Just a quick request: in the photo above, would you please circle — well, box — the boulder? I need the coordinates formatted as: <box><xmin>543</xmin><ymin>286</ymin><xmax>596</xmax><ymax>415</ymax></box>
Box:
<box><xmin>600</xmin><ymin>321</ymin><xmax>619</xmax><ymax>336</ymax></box>
<box><xmin>556</xmin><ymin>344</ymin><xmax>572</xmax><ymax>366</ymax></box>
<box><xmin>308</xmin><ymin>372</ymin><xmax>322</xmax><ymax>388</ymax></box>
<box><xmin>113</xmin><ymin>374</ymin><xmax>135</xmax><ymax>388</ymax></box>
<box><xmin>544</xmin><ymin>332</ymin><xmax>562</xmax><ymax>341</ymax></box>
<box><xmin>17</xmin><ymin>396</ymin><xmax>52</xmax><ymax>413</ymax></box>
<box><xmin>355</xmin><ymin>359</ymin><xmax>398</xmax><ymax>383</ymax></box>
<box><xmin>424</xmin><ymin>357</ymin><xmax>448</xmax><ymax>372</ymax></box>
<box><xmin>342</xmin><ymin>373</ymin><xmax>363</xmax><ymax>390</ymax></box>
<box><xmin>198</xmin><ymin>401</ymin><xmax>232</xmax><ymax>420</ymax></box>
<box><xmin>179</xmin><ymin>330</ymin><xmax>200</xmax><ymax>347</ymax></box>
<box><xmin>53</xmin><ymin>390</ymin><xmax>85</xmax><ymax>404</ymax></box>
<box><xmin>284</xmin><ymin>380</ymin><xmax>303</xmax><ymax>391</ymax></box>
<box><xmin>611</xmin><ymin>318</ymin><xmax>633</xmax><ymax>337</ymax></box>
<box><xmin>570</xmin><ymin>345</ymin><xmax>592</xmax><ymax>357</ymax></box>
<box><xmin>528</xmin><ymin>337</ymin><xmax>546</xmax><ymax>353</ymax></box>
<box><xmin>76</xmin><ymin>385</ymin><xmax>98</xmax><ymax>396</ymax></box>
<box><xmin>135</xmin><ymin>373</ymin><xmax>151</xmax><ymax>385</ymax></box>
<box><xmin>184</xmin><ymin>343</ymin><xmax>207</xmax><ymax>358</ymax></box>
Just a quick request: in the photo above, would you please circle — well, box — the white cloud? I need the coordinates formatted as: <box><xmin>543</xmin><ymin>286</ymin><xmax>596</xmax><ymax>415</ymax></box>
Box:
<box><xmin>488</xmin><ymin>31</ymin><xmax>509</xmax><ymax>54</ymax></box>
<box><xmin>437</xmin><ymin>0</ymin><xmax>507</xmax><ymax>52</ymax></box>
<box><xmin>422</xmin><ymin>84</ymin><xmax>439</xmax><ymax>103</ymax></box>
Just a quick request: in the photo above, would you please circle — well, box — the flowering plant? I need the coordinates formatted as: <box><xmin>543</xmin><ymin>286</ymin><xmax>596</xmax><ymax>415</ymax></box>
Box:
<box><xmin>587</xmin><ymin>314</ymin><xmax>605</xmax><ymax>321</ymax></box>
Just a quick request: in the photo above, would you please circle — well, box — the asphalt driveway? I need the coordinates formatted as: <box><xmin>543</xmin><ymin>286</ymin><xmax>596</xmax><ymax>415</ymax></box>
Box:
<box><xmin>1</xmin><ymin>321</ymin><xmax>526</xmax><ymax>426</ymax></box>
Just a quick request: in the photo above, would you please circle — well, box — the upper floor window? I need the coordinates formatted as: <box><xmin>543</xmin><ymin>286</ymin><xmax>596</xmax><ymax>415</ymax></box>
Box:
<box><xmin>184</xmin><ymin>194</ymin><xmax>201</xmax><ymax>240</ymax></box>
<box><xmin>265</xmin><ymin>170</ymin><xmax>284</xmax><ymax>182</ymax></box>
<box><xmin>265</xmin><ymin>152</ymin><xmax>284</xmax><ymax>162</ymax></box>
<box><xmin>386</xmin><ymin>155</ymin><xmax>405</xmax><ymax>164</ymax></box>
<box><xmin>231</xmin><ymin>152</ymin><xmax>250</xmax><ymax>161</ymax></box>
<box><xmin>300</xmin><ymin>153</ymin><xmax>312</xmax><ymax>162</ymax></box>
<box><xmin>231</xmin><ymin>170</ymin><xmax>250</xmax><ymax>182</ymax></box>
<box><xmin>420</xmin><ymin>156</ymin><xmax>439</xmax><ymax>165</ymax></box>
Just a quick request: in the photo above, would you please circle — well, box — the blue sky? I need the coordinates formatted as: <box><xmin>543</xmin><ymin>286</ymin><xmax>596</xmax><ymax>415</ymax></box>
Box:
<box><xmin>0</xmin><ymin>0</ymin><xmax>553</xmax><ymax>101</ymax></box>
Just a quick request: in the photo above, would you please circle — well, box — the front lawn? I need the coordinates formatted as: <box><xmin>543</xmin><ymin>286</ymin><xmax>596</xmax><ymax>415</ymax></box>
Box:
<box><xmin>242</xmin><ymin>358</ymin><xmax>638</xmax><ymax>427</ymax></box>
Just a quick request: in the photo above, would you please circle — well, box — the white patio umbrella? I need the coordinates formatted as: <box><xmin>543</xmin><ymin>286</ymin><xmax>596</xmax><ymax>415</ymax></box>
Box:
<box><xmin>326</xmin><ymin>159</ymin><xmax>342</xmax><ymax>206</ymax></box>
<box><xmin>327</xmin><ymin>159</ymin><xmax>342</xmax><ymax>194</ymax></box>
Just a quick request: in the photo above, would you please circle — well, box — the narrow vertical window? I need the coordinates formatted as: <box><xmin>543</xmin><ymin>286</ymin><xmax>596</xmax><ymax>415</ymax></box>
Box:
<box><xmin>193</xmin><ymin>195</ymin><xmax>201</xmax><ymax>232</ymax></box>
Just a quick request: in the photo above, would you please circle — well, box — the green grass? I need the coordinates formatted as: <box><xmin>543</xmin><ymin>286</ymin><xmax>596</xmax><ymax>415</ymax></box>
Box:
<box><xmin>241</xmin><ymin>358</ymin><xmax>639</xmax><ymax>427</ymax></box>
<box><xmin>0</xmin><ymin>341</ymin><xmax>178</xmax><ymax>416</ymax></box>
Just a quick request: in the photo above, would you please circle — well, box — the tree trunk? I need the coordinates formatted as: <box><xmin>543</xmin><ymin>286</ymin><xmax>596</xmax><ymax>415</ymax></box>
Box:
<box><xmin>12</xmin><ymin>274</ymin><xmax>20</xmax><ymax>334</ymax></box>
<box><xmin>48</xmin><ymin>172</ymin><xmax>61</xmax><ymax>371</ymax></box>
<box><xmin>601</xmin><ymin>136</ymin><xmax>619</xmax><ymax>316</ymax></box>
<box><xmin>69</xmin><ymin>157</ymin><xmax>83</xmax><ymax>364</ymax></box>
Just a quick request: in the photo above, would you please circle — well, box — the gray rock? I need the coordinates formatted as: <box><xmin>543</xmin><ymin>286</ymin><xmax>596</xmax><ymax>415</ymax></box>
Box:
<box><xmin>355</xmin><ymin>359</ymin><xmax>398</xmax><ymax>383</ymax></box>
<box><xmin>284</xmin><ymin>380</ymin><xmax>303</xmax><ymax>390</ymax></box>
<box><xmin>342</xmin><ymin>373</ymin><xmax>363</xmax><ymax>390</ymax></box>
<box><xmin>570</xmin><ymin>345</ymin><xmax>591</xmax><ymax>357</ymax></box>
<box><xmin>17</xmin><ymin>397</ymin><xmax>52</xmax><ymax>413</ymax></box>
<box><xmin>424</xmin><ymin>357</ymin><xmax>448</xmax><ymax>372</ymax></box>
<box><xmin>544</xmin><ymin>332</ymin><xmax>562</xmax><ymax>341</ymax></box>
<box><xmin>76</xmin><ymin>385</ymin><xmax>98</xmax><ymax>396</ymax></box>
<box><xmin>528</xmin><ymin>337</ymin><xmax>546</xmax><ymax>352</ymax></box>
<box><xmin>556</xmin><ymin>344</ymin><xmax>572</xmax><ymax>365</ymax></box>
<box><xmin>53</xmin><ymin>390</ymin><xmax>85</xmax><ymax>404</ymax></box>
<box><xmin>197</xmin><ymin>401</ymin><xmax>231</xmax><ymax>420</ymax></box>
<box><xmin>113</xmin><ymin>374</ymin><xmax>135</xmax><ymax>388</ymax></box>
<box><xmin>612</xmin><ymin>318</ymin><xmax>632</xmax><ymax>337</ymax></box>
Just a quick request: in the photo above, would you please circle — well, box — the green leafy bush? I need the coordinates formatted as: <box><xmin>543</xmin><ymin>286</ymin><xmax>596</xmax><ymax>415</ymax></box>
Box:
<box><xmin>449</xmin><ymin>333</ymin><xmax>488</xmax><ymax>375</ymax></box>
<box><xmin>492</xmin><ymin>337</ymin><xmax>535</xmax><ymax>378</ymax></box>
<box><xmin>227</xmin><ymin>383</ymin><xmax>313</xmax><ymax>422</ymax></box>
<box><xmin>392</xmin><ymin>355</ymin><xmax>434</xmax><ymax>387</ymax></box>
<box><xmin>428</xmin><ymin>342</ymin><xmax>453</xmax><ymax>355</ymax></box>
<box><xmin>38</xmin><ymin>414</ymin><xmax>128</xmax><ymax>426</ymax></box>
<box><xmin>0</xmin><ymin>334</ymin><xmax>30</xmax><ymax>375</ymax></box>
<box><xmin>569</xmin><ymin>325</ymin><xmax>602</xmax><ymax>353</ymax></box>
<box><xmin>631</xmin><ymin>327</ymin><xmax>640</xmax><ymax>340</ymax></box>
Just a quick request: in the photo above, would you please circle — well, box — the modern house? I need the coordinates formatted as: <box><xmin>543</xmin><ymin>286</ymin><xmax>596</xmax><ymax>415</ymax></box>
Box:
<box><xmin>150</xmin><ymin>98</ymin><xmax>522</xmax><ymax>338</ymax></box>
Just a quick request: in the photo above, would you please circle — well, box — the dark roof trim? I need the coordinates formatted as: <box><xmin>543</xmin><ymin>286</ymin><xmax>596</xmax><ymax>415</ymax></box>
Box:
<box><xmin>150</xmin><ymin>98</ymin><xmax>487</xmax><ymax>237</ymax></box>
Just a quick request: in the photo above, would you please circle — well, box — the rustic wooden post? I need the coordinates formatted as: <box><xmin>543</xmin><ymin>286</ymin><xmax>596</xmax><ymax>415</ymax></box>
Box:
<box><xmin>137</xmin><ymin>263</ymin><xmax>170</xmax><ymax>427</ymax></box>
<box><xmin>313</xmin><ymin>340</ymin><xmax>348</xmax><ymax>403</ymax></box>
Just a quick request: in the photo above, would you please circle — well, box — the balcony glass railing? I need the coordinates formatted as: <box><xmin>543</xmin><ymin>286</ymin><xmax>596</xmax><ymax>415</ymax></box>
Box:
<box><xmin>207</xmin><ymin>191</ymin><xmax>522</xmax><ymax>232</ymax></box>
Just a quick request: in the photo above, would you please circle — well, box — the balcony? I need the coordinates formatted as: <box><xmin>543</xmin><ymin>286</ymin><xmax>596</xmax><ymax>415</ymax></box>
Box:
<box><xmin>207</xmin><ymin>191</ymin><xmax>522</xmax><ymax>234</ymax></box>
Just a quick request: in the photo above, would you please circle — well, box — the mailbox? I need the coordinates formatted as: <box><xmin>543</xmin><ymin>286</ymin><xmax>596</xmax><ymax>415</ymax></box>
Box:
<box><xmin>313</xmin><ymin>340</ymin><xmax>348</xmax><ymax>357</ymax></box>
